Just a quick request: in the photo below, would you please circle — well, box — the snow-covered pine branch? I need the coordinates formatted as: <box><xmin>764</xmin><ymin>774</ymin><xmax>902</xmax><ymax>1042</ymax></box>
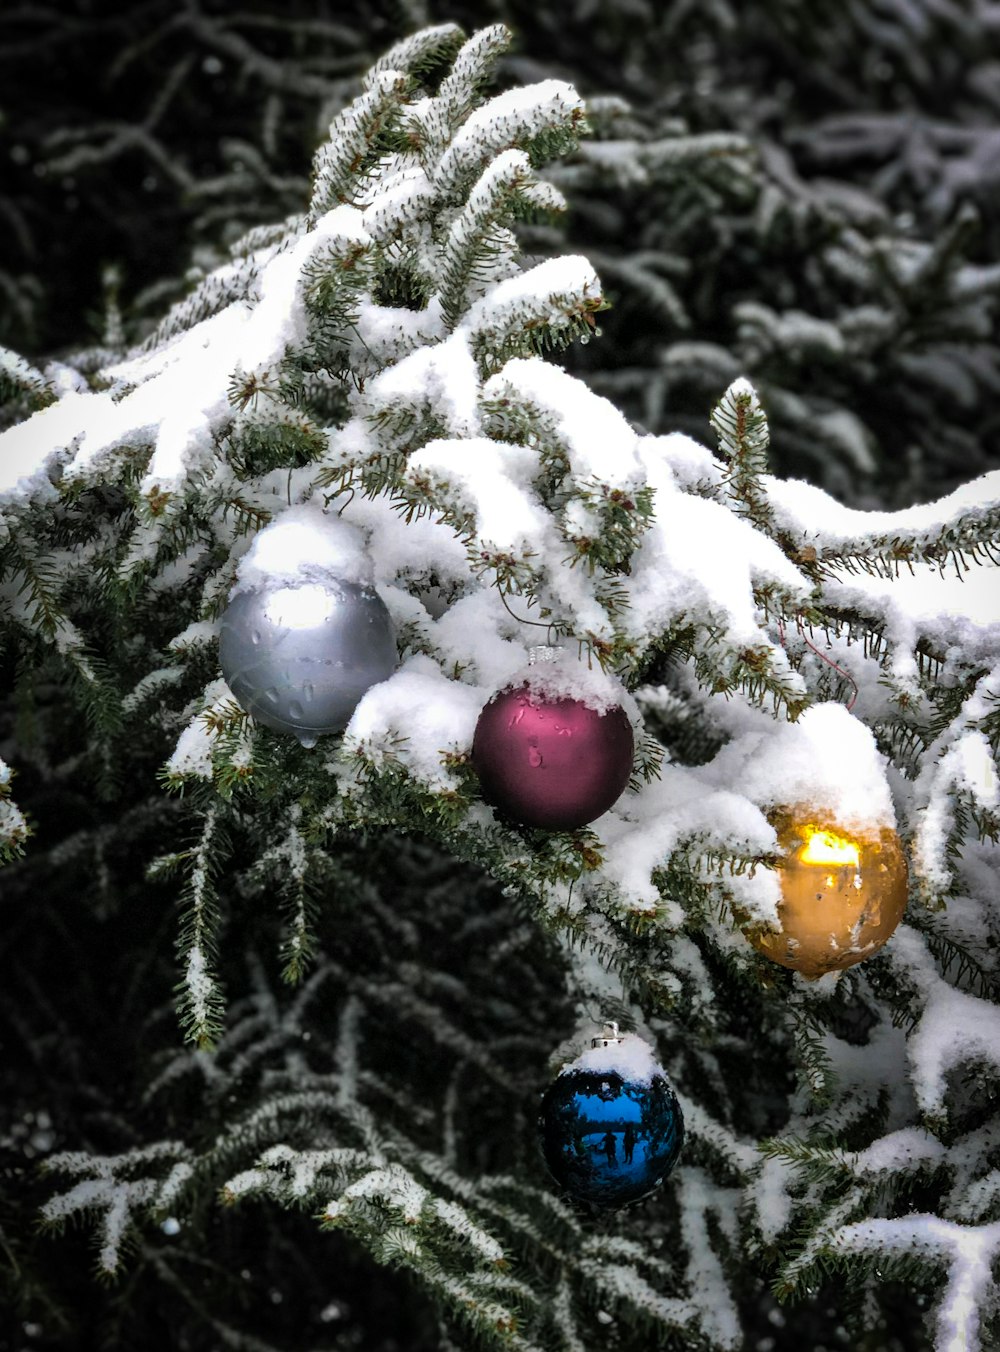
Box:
<box><xmin>0</xmin><ymin>755</ymin><xmax>29</xmax><ymax>861</ymax></box>
<box><xmin>40</xmin><ymin>1144</ymin><xmax>194</xmax><ymax>1276</ymax></box>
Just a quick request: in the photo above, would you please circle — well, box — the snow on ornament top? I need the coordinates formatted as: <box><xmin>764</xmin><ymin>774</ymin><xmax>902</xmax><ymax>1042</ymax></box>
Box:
<box><xmin>702</xmin><ymin>701</ymin><xmax>898</xmax><ymax>836</ymax></box>
<box><xmin>231</xmin><ymin>503</ymin><xmax>373</xmax><ymax>595</ymax></box>
<box><xmin>492</xmin><ymin>645</ymin><xmax>635</xmax><ymax>718</ymax></box>
<box><xmin>559</xmin><ymin>1028</ymin><xmax>664</xmax><ymax>1086</ymax></box>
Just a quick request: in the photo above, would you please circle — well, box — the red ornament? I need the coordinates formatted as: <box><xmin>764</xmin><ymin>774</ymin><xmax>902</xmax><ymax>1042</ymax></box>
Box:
<box><xmin>472</xmin><ymin>682</ymin><xmax>634</xmax><ymax>829</ymax></box>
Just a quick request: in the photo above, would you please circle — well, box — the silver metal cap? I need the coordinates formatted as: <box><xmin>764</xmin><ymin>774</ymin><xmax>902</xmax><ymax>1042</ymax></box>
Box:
<box><xmin>591</xmin><ymin>1021</ymin><xmax>624</xmax><ymax>1048</ymax></box>
<box><xmin>528</xmin><ymin>644</ymin><xmax>564</xmax><ymax>665</ymax></box>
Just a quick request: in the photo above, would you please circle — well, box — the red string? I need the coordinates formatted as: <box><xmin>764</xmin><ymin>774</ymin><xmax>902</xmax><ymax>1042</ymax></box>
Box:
<box><xmin>777</xmin><ymin>618</ymin><xmax>858</xmax><ymax>712</ymax></box>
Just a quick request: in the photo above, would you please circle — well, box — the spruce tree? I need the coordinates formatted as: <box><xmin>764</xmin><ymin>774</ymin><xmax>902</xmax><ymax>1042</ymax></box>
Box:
<box><xmin>2</xmin><ymin>24</ymin><xmax>1000</xmax><ymax>1352</ymax></box>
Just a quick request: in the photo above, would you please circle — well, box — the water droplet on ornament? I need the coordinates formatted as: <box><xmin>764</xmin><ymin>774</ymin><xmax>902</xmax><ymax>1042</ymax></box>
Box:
<box><xmin>554</xmin><ymin>723</ymin><xmax>572</xmax><ymax>737</ymax></box>
<box><xmin>251</xmin><ymin>630</ymin><xmax>262</xmax><ymax>645</ymax></box>
<box><xmin>853</xmin><ymin>871</ymin><xmax>863</xmax><ymax>890</ymax></box>
<box><xmin>288</xmin><ymin>700</ymin><xmax>304</xmax><ymax>719</ymax></box>
<box><xmin>298</xmin><ymin>733</ymin><xmax>318</xmax><ymax>749</ymax></box>
<box><xmin>303</xmin><ymin>684</ymin><xmax>315</xmax><ymax>703</ymax></box>
<box><xmin>508</xmin><ymin>706</ymin><xmax>525</xmax><ymax>729</ymax></box>
<box><xmin>264</xmin><ymin>688</ymin><xmax>280</xmax><ymax>705</ymax></box>
<box><xmin>528</xmin><ymin>746</ymin><xmax>543</xmax><ymax>768</ymax></box>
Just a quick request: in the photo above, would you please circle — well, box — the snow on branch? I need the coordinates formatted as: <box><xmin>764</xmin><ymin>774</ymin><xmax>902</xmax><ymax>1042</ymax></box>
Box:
<box><xmin>361</xmin><ymin>329</ymin><xmax>482</xmax><ymax>447</ymax></box>
<box><xmin>888</xmin><ymin>926</ymin><xmax>1000</xmax><ymax>1124</ymax></box>
<box><xmin>440</xmin><ymin>149</ymin><xmax>563</xmax><ymax>330</ymax></box>
<box><xmin>310</xmin><ymin>70</ymin><xmax>410</xmax><ymax>218</ymax></box>
<box><xmin>767</xmin><ymin>466</ymin><xmax>1000</xmax><ymax>582</ymax></box>
<box><xmin>0</xmin><ymin>756</ymin><xmax>29</xmax><ymax>862</ymax></box>
<box><xmin>436</xmin><ymin>79</ymin><xmax>586</xmax><ymax>199</ymax></box>
<box><xmin>461</xmin><ymin>255</ymin><xmax>605</xmax><ymax>365</ymax></box>
<box><xmin>428</xmin><ymin>25</ymin><xmax>512</xmax><ymax>156</ymax></box>
<box><xmin>483</xmin><ymin>358</ymin><xmax>643</xmax><ymax>489</ymax></box>
<box><xmin>0</xmin><ymin>209</ymin><xmax>371</xmax><ymax>529</ymax></box>
<box><xmin>223</xmin><ymin>1143</ymin><xmax>373</xmax><ymax>1204</ymax></box>
<box><xmin>829</xmin><ymin>1215</ymin><xmax>1000</xmax><ymax>1352</ymax></box>
<box><xmin>225</xmin><ymin>1138</ymin><xmax>526</xmax><ymax>1343</ymax></box>
<box><xmin>173</xmin><ymin>805</ymin><xmax>228</xmax><ymax>1049</ymax></box>
<box><xmin>911</xmin><ymin>664</ymin><xmax>1000</xmax><ymax>900</ymax></box>
<box><xmin>0</xmin><ymin>391</ymin><xmax>88</xmax><ymax>516</ymax></box>
<box><xmin>0</xmin><ymin>344</ymin><xmax>53</xmax><ymax>408</ymax></box>
<box><xmin>40</xmin><ymin>1144</ymin><xmax>193</xmax><ymax>1275</ymax></box>
<box><xmin>711</xmin><ymin>377</ymin><xmax>776</xmax><ymax>536</ymax></box>
<box><xmin>363</xmin><ymin>23</ymin><xmax>463</xmax><ymax>90</ymax></box>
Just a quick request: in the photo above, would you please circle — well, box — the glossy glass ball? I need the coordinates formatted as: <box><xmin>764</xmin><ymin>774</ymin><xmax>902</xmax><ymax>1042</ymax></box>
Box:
<box><xmin>540</xmin><ymin>1065</ymin><xmax>684</xmax><ymax>1209</ymax></box>
<box><xmin>218</xmin><ymin>580</ymin><xmax>396</xmax><ymax>746</ymax></box>
<box><xmin>472</xmin><ymin>684</ymin><xmax>634</xmax><ymax>830</ymax></box>
<box><xmin>748</xmin><ymin>812</ymin><xmax>909</xmax><ymax>976</ymax></box>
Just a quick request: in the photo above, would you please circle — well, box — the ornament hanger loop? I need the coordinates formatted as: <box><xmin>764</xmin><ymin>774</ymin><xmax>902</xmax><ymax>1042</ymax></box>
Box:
<box><xmin>495</xmin><ymin>584</ymin><xmax>556</xmax><ymax>635</ymax></box>
<box><xmin>778</xmin><ymin>616</ymin><xmax>858</xmax><ymax>712</ymax></box>
<box><xmin>321</xmin><ymin>485</ymin><xmax>356</xmax><ymax>516</ymax></box>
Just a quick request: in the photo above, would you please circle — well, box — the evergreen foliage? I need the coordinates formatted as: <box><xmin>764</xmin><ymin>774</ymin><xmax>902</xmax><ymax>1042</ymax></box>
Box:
<box><xmin>1</xmin><ymin>19</ymin><xmax>999</xmax><ymax>1352</ymax></box>
<box><xmin>3</xmin><ymin>0</ymin><xmax>999</xmax><ymax>504</ymax></box>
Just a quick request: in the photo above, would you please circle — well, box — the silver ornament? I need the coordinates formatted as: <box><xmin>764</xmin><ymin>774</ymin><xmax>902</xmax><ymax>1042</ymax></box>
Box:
<box><xmin>219</xmin><ymin>579</ymin><xmax>396</xmax><ymax>747</ymax></box>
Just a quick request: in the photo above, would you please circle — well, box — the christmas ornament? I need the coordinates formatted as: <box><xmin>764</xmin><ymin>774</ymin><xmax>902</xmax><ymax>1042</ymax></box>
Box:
<box><xmin>748</xmin><ymin>811</ymin><xmax>909</xmax><ymax>976</ymax></box>
<box><xmin>218</xmin><ymin>506</ymin><xmax>396</xmax><ymax>747</ymax></box>
<box><xmin>472</xmin><ymin>648</ymin><xmax>634</xmax><ymax>830</ymax></box>
<box><xmin>539</xmin><ymin>1025</ymin><xmax>684</xmax><ymax>1209</ymax></box>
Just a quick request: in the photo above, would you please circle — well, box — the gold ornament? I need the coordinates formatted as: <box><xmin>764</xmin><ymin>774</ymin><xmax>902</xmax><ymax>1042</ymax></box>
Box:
<box><xmin>748</xmin><ymin>811</ymin><xmax>908</xmax><ymax>977</ymax></box>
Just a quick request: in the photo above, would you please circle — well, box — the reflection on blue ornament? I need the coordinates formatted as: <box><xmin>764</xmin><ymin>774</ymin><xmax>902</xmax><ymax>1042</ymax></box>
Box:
<box><xmin>540</xmin><ymin>1067</ymin><xmax>684</xmax><ymax>1209</ymax></box>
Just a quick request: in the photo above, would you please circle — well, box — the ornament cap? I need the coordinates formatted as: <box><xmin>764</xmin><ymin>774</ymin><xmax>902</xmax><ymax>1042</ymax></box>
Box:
<box><xmin>591</xmin><ymin>1021</ymin><xmax>624</xmax><ymax>1049</ymax></box>
<box><xmin>527</xmin><ymin>644</ymin><xmax>564</xmax><ymax>665</ymax></box>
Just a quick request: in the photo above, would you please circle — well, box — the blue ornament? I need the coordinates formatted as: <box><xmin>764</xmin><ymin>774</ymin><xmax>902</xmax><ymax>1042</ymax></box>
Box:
<box><xmin>539</xmin><ymin>1027</ymin><xmax>683</xmax><ymax>1209</ymax></box>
